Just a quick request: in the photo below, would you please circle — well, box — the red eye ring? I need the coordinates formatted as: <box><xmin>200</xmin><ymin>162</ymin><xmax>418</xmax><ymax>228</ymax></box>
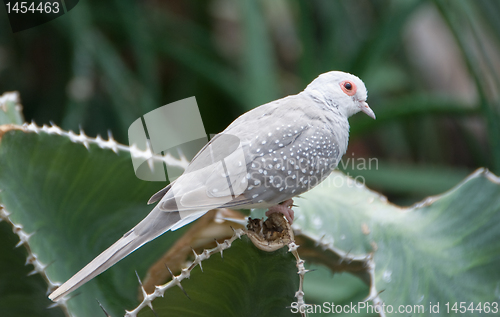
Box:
<box><xmin>340</xmin><ymin>80</ymin><xmax>357</xmax><ymax>96</ymax></box>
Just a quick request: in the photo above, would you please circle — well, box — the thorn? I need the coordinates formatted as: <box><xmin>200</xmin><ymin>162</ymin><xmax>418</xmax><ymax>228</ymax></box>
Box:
<box><xmin>135</xmin><ymin>270</ymin><xmax>143</xmax><ymax>286</ymax></box>
<box><xmin>230</xmin><ymin>226</ymin><xmax>243</xmax><ymax>239</ymax></box>
<box><xmin>178</xmin><ymin>283</ymin><xmax>191</xmax><ymax>300</ymax></box>
<box><xmin>214</xmin><ymin>239</ymin><xmax>223</xmax><ymax>259</ymax></box>
<box><xmin>344</xmin><ymin>249</ymin><xmax>351</xmax><ymax>258</ymax></box>
<box><xmin>364</xmin><ymin>289</ymin><xmax>385</xmax><ymax>302</ymax></box>
<box><xmin>107</xmin><ymin>130</ymin><xmax>118</xmax><ymax>153</ymax></box>
<box><xmin>96</xmin><ymin>299</ymin><xmax>112</xmax><ymax>317</ymax></box>
<box><xmin>164</xmin><ymin>264</ymin><xmax>190</xmax><ymax>300</ymax></box>
<box><xmin>78</xmin><ymin>126</ymin><xmax>90</xmax><ymax>149</ymax></box>
<box><xmin>15</xmin><ymin>230</ymin><xmax>34</xmax><ymax>248</ymax></box>
<box><xmin>46</xmin><ymin>259</ymin><xmax>56</xmax><ymax>268</ymax></box>
<box><xmin>287</xmin><ymin>242</ymin><xmax>299</xmax><ymax>252</ymax></box>
<box><xmin>136</xmin><ymin>271</ymin><xmax>157</xmax><ymax>316</ymax></box>
<box><xmin>229</xmin><ymin>225</ymin><xmax>239</xmax><ymax>238</ymax></box>
<box><xmin>191</xmin><ymin>248</ymin><xmax>203</xmax><ymax>272</ymax></box>
<box><xmin>314</xmin><ymin>234</ymin><xmax>326</xmax><ymax>247</ymax></box>
<box><xmin>165</xmin><ymin>264</ymin><xmax>174</xmax><ymax>279</ymax></box>
<box><xmin>27</xmin><ymin>269</ymin><xmax>38</xmax><ymax>276</ymax></box>
<box><xmin>150</xmin><ymin>305</ymin><xmax>159</xmax><ymax>317</ymax></box>
<box><xmin>178</xmin><ymin>269</ymin><xmax>191</xmax><ymax>299</ymax></box>
<box><xmin>135</xmin><ymin>270</ymin><xmax>148</xmax><ymax>300</ymax></box>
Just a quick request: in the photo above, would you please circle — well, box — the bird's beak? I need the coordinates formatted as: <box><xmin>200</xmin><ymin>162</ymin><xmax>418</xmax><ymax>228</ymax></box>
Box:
<box><xmin>360</xmin><ymin>101</ymin><xmax>376</xmax><ymax>119</ymax></box>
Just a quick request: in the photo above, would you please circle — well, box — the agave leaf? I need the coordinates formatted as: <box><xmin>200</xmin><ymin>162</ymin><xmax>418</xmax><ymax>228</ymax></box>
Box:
<box><xmin>293</xmin><ymin>169</ymin><xmax>500</xmax><ymax>316</ymax></box>
<box><xmin>1</xmin><ymin>123</ymin><xmax>499</xmax><ymax>316</ymax></box>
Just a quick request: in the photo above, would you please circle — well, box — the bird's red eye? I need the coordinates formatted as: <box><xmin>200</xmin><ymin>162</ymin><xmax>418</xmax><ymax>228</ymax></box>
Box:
<box><xmin>340</xmin><ymin>80</ymin><xmax>357</xmax><ymax>96</ymax></box>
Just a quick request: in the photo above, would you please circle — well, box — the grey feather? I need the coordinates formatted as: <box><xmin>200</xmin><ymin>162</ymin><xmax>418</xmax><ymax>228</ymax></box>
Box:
<box><xmin>147</xmin><ymin>183</ymin><xmax>173</xmax><ymax>204</ymax></box>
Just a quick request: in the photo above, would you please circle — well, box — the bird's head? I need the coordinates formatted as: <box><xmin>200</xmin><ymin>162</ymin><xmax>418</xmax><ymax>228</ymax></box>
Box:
<box><xmin>304</xmin><ymin>71</ymin><xmax>375</xmax><ymax>119</ymax></box>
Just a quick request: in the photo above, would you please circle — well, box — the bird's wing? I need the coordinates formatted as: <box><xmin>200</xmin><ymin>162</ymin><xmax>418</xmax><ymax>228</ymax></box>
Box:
<box><xmin>147</xmin><ymin>182</ymin><xmax>173</xmax><ymax>205</ymax></box>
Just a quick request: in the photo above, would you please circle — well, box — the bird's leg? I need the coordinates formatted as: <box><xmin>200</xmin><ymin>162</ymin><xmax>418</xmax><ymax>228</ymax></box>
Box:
<box><xmin>265</xmin><ymin>199</ymin><xmax>294</xmax><ymax>224</ymax></box>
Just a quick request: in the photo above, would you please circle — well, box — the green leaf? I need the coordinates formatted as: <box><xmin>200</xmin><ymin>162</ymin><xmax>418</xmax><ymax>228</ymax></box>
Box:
<box><xmin>302</xmin><ymin>265</ymin><xmax>377</xmax><ymax>317</ymax></box>
<box><xmin>238</xmin><ymin>0</ymin><xmax>279</xmax><ymax>109</ymax></box>
<box><xmin>0</xmin><ymin>94</ymin><xmax>57</xmax><ymax>317</ymax></box>
<box><xmin>293</xmin><ymin>170</ymin><xmax>500</xmax><ymax>316</ymax></box>
<box><xmin>137</xmin><ymin>237</ymin><xmax>298</xmax><ymax>317</ymax></box>
<box><xmin>0</xmin><ymin>221</ymin><xmax>65</xmax><ymax>317</ymax></box>
<box><xmin>0</xmin><ymin>128</ymin><xmax>186</xmax><ymax>316</ymax></box>
<box><xmin>433</xmin><ymin>0</ymin><xmax>500</xmax><ymax>174</ymax></box>
<box><xmin>349</xmin><ymin>93</ymin><xmax>478</xmax><ymax>138</ymax></box>
<box><xmin>0</xmin><ymin>127</ymin><xmax>298</xmax><ymax>317</ymax></box>
<box><xmin>348</xmin><ymin>0</ymin><xmax>423</xmax><ymax>75</ymax></box>
<box><xmin>338</xmin><ymin>160</ymin><xmax>470</xmax><ymax>199</ymax></box>
<box><xmin>1</xmin><ymin>123</ymin><xmax>498</xmax><ymax>316</ymax></box>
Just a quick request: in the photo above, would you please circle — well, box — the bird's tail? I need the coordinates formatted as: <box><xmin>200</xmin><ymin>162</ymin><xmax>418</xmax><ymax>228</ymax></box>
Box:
<box><xmin>48</xmin><ymin>207</ymin><xmax>201</xmax><ymax>302</ymax></box>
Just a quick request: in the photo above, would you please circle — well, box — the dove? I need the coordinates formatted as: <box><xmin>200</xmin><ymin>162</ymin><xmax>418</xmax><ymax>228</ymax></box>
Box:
<box><xmin>49</xmin><ymin>71</ymin><xmax>375</xmax><ymax>302</ymax></box>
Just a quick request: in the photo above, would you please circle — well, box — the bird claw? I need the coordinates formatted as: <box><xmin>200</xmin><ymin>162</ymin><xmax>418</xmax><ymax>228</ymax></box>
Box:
<box><xmin>265</xmin><ymin>199</ymin><xmax>294</xmax><ymax>224</ymax></box>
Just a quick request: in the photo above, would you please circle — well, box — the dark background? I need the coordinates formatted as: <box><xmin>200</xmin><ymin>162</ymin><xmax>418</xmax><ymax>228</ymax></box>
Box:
<box><xmin>1</xmin><ymin>0</ymin><xmax>499</xmax><ymax>205</ymax></box>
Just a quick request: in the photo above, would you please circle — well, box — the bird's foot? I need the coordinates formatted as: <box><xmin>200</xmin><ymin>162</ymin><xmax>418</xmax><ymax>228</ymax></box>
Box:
<box><xmin>265</xmin><ymin>199</ymin><xmax>294</xmax><ymax>224</ymax></box>
<box><xmin>247</xmin><ymin>209</ymin><xmax>295</xmax><ymax>252</ymax></box>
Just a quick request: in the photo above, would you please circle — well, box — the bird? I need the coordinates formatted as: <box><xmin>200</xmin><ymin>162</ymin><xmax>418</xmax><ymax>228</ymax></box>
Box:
<box><xmin>48</xmin><ymin>70</ymin><xmax>375</xmax><ymax>302</ymax></box>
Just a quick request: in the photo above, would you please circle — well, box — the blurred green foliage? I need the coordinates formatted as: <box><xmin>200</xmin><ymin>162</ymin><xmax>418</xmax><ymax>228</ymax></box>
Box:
<box><xmin>1</xmin><ymin>1</ymin><xmax>500</xmax><ymax>316</ymax></box>
<box><xmin>1</xmin><ymin>0</ymin><xmax>499</xmax><ymax>203</ymax></box>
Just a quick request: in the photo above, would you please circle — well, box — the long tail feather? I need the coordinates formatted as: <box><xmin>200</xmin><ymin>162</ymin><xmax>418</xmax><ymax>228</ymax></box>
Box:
<box><xmin>48</xmin><ymin>207</ymin><xmax>195</xmax><ymax>301</ymax></box>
